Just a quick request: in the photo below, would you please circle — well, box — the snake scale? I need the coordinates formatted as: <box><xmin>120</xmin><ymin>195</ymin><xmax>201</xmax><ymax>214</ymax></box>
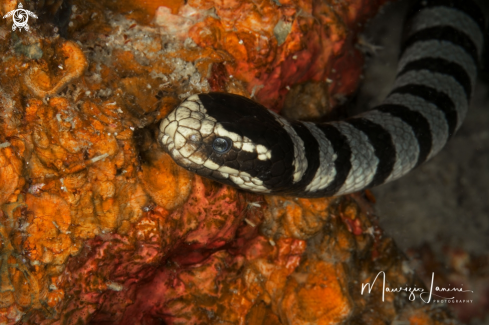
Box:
<box><xmin>159</xmin><ymin>0</ymin><xmax>485</xmax><ymax>198</ymax></box>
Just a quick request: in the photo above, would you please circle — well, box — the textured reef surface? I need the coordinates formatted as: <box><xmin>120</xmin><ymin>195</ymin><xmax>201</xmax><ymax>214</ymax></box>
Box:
<box><xmin>0</xmin><ymin>0</ymin><xmax>465</xmax><ymax>323</ymax></box>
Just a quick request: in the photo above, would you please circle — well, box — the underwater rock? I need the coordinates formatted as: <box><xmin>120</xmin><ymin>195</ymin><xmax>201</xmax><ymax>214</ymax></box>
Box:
<box><xmin>0</xmin><ymin>0</ymin><xmax>460</xmax><ymax>324</ymax></box>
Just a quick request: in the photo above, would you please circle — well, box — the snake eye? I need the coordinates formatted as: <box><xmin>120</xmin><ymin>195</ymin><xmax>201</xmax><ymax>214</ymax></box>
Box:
<box><xmin>212</xmin><ymin>137</ymin><xmax>232</xmax><ymax>154</ymax></box>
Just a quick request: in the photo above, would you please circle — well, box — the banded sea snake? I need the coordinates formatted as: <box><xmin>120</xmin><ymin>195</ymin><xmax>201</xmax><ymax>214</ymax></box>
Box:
<box><xmin>158</xmin><ymin>0</ymin><xmax>486</xmax><ymax>198</ymax></box>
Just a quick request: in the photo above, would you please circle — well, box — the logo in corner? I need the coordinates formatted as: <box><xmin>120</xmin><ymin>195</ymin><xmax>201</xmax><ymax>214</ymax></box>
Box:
<box><xmin>3</xmin><ymin>3</ymin><xmax>38</xmax><ymax>32</ymax></box>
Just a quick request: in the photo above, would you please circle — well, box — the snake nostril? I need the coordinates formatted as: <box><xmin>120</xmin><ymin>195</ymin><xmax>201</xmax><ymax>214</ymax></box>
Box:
<box><xmin>212</xmin><ymin>137</ymin><xmax>232</xmax><ymax>154</ymax></box>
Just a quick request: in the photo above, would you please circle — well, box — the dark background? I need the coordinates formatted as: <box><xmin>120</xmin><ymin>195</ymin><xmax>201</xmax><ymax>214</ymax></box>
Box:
<box><xmin>353</xmin><ymin>2</ymin><xmax>489</xmax><ymax>321</ymax></box>
<box><xmin>354</xmin><ymin>0</ymin><xmax>489</xmax><ymax>256</ymax></box>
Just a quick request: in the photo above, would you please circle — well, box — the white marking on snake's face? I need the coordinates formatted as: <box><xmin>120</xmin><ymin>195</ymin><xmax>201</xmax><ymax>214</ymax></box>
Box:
<box><xmin>241</xmin><ymin>142</ymin><xmax>254</xmax><ymax>153</ymax></box>
<box><xmin>203</xmin><ymin>159</ymin><xmax>219</xmax><ymax>170</ymax></box>
<box><xmin>256</xmin><ymin>144</ymin><xmax>271</xmax><ymax>161</ymax></box>
<box><xmin>159</xmin><ymin>94</ymin><xmax>272</xmax><ymax>193</ymax></box>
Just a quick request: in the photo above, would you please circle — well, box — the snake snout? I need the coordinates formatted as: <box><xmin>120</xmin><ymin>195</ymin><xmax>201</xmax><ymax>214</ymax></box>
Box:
<box><xmin>158</xmin><ymin>93</ymin><xmax>277</xmax><ymax>193</ymax></box>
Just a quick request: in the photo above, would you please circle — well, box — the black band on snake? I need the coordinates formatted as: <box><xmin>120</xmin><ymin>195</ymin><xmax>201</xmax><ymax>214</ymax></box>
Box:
<box><xmin>158</xmin><ymin>0</ymin><xmax>485</xmax><ymax>198</ymax></box>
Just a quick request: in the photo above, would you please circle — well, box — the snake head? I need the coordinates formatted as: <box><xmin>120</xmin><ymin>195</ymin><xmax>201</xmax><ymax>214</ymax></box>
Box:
<box><xmin>158</xmin><ymin>93</ymin><xmax>296</xmax><ymax>193</ymax></box>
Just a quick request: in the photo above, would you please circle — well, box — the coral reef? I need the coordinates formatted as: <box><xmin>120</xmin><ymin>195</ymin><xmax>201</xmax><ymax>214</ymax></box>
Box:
<box><xmin>0</xmin><ymin>0</ymin><xmax>462</xmax><ymax>324</ymax></box>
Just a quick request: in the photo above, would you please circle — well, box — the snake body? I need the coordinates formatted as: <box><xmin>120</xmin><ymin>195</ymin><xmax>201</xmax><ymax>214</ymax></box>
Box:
<box><xmin>159</xmin><ymin>0</ymin><xmax>485</xmax><ymax>198</ymax></box>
